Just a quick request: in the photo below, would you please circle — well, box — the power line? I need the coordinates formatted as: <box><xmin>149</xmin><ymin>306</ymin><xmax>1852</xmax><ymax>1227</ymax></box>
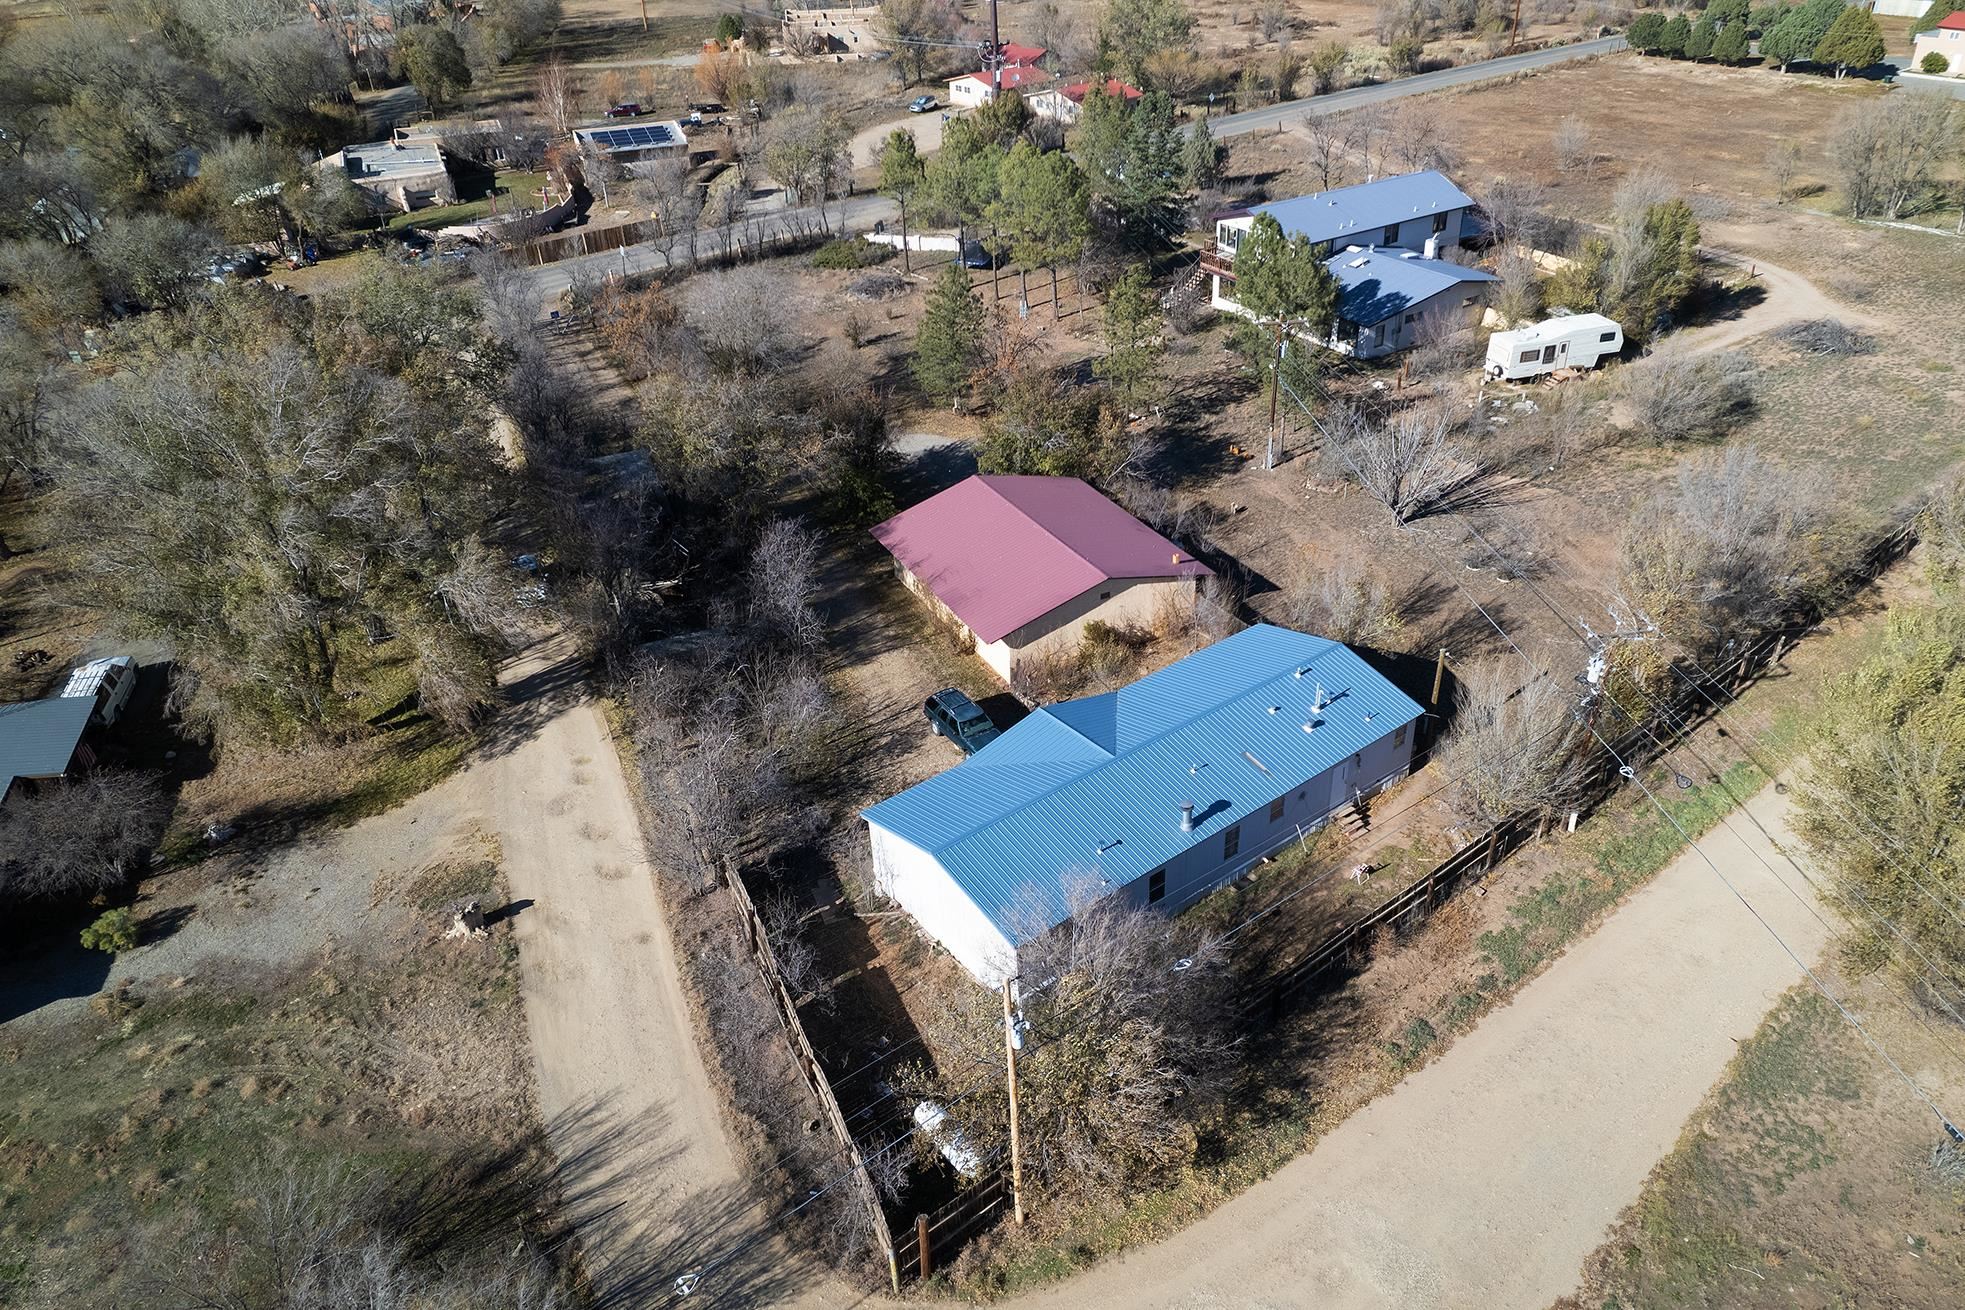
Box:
<box><xmin>1281</xmin><ymin>372</ymin><xmax>1965</xmax><ymax>1143</ymax></box>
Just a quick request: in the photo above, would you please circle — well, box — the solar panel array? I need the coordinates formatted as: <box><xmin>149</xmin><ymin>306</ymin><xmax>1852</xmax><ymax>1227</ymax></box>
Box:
<box><xmin>584</xmin><ymin>124</ymin><xmax>677</xmax><ymax>151</ymax></box>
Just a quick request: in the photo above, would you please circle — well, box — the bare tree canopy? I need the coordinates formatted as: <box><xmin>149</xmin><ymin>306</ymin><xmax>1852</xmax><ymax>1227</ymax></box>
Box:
<box><xmin>906</xmin><ymin>886</ymin><xmax>1236</xmax><ymax>1203</ymax></box>
<box><xmin>48</xmin><ymin>273</ymin><xmax>527</xmax><ymax>744</ymax></box>
<box><xmin>1320</xmin><ymin>401</ymin><xmax>1475</xmax><ymax>522</ymax></box>
<box><xmin>1434</xmin><ymin>661</ymin><xmax>1588</xmax><ymax>825</ymax></box>
<box><xmin>1829</xmin><ymin>93</ymin><xmax>1961</xmax><ymax>221</ymax></box>
<box><xmin>0</xmin><ymin>770</ymin><xmax>170</xmax><ymax>902</ymax></box>
<box><xmin>1619</xmin><ymin>348</ymin><xmax>1757</xmax><ymax>443</ymax></box>
<box><xmin>1617</xmin><ymin>445</ymin><xmax>1854</xmax><ymax>657</ymax></box>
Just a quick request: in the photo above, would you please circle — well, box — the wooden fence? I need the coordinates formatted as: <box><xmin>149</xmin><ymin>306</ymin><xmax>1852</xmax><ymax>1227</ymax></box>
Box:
<box><xmin>718</xmin><ymin>866</ymin><xmax>902</xmax><ymax>1288</ymax></box>
<box><xmin>891</xmin><ymin>1169</ymin><xmax>1013</xmax><ymax>1282</ymax></box>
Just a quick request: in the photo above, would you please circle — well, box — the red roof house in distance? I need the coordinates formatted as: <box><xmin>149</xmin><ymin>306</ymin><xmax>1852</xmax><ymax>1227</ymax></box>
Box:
<box><xmin>947</xmin><ymin>51</ymin><xmax>1053</xmax><ymax>109</ymax></box>
<box><xmin>1029</xmin><ymin>78</ymin><xmax>1146</xmax><ymax>124</ymax></box>
<box><xmin>1912</xmin><ymin>12</ymin><xmax>1965</xmax><ymax>76</ymax></box>
<box><xmin>871</xmin><ymin>474</ymin><xmax>1212</xmax><ymax>683</ymax></box>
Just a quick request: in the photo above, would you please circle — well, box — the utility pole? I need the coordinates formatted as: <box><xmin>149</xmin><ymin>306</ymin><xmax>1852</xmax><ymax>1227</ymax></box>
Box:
<box><xmin>987</xmin><ymin>0</ymin><xmax>1004</xmax><ymax>94</ymax></box>
<box><xmin>1507</xmin><ymin>0</ymin><xmax>1522</xmax><ymax>54</ymax></box>
<box><xmin>1266</xmin><ymin>320</ymin><xmax>1284</xmax><ymax>470</ymax></box>
<box><xmin>1001</xmin><ymin>979</ymin><xmax>1026</xmax><ymax>1226</ymax></box>
<box><xmin>1431</xmin><ymin>647</ymin><xmax>1448</xmax><ymax>706</ymax></box>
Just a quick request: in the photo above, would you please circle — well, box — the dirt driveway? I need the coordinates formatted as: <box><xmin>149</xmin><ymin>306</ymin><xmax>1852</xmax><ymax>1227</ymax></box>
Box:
<box><xmin>1676</xmin><ymin>227</ymin><xmax>1886</xmax><ymax>356</ymax></box>
<box><xmin>954</xmin><ymin>780</ymin><xmax>1832</xmax><ymax>1310</ymax></box>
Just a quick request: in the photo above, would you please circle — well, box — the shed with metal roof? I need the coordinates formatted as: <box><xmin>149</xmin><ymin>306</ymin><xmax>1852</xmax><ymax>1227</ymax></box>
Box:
<box><xmin>871</xmin><ymin>475</ymin><xmax>1212</xmax><ymax>684</ymax></box>
<box><xmin>862</xmin><ymin>624</ymin><xmax>1424</xmax><ymax>987</ymax></box>
<box><xmin>0</xmin><ymin>697</ymin><xmax>96</xmax><ymax>801</ymax></box>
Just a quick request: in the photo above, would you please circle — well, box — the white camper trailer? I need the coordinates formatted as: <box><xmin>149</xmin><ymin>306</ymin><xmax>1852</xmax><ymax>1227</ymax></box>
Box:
<box><xmin>1484</xmin><ymin>312</ymin><xmax>1623</xmax><ymax>382</ymax></box>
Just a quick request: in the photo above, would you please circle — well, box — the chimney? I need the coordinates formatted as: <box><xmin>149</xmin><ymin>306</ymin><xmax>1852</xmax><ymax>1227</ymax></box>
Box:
<box><xmin>1424</xmin><ymin>235</ymin><xmax>1439</xmax><ymax>260</ymax></box>
<box><xmin>1178</xmin><ymin>801</ymin><xmax>1194</xmax><ymax>833</ymax></box>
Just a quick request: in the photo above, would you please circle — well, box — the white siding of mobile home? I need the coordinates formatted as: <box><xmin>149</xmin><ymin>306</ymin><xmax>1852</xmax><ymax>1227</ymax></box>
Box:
<box><xmin>869</xmin><ymin>822</ymin><xmax>1019</xmax><ymax>986</ymax></box>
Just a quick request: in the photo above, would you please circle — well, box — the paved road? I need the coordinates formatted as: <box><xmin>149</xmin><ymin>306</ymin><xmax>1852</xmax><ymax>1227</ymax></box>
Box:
<box><xmin>972</xmin><ymin>781</ymin><xmax>1832</xmax><ymax>1310</ymax></box>
<box><xmin>1210</xmin><ymin>36</ymin><xmax>1628</xmax><ymax>137</ymax></box>
<box><xmin>522</xmin><ymin>37</ymin><xmax>1632</xmax><ymax>305</ymax></box>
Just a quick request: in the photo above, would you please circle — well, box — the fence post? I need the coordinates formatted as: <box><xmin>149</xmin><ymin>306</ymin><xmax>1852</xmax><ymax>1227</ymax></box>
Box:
<box><xmin>1483</xmin><ymin>825</ymin><xmax>1501</xmax><ymax>872</ymax></box>
<box><xmin>887</xmin><ymin>1248</ymin><xmax>901</xmax><ymax>1295</ymax></box>
<box><xmin>916</xmin><ymin>1213</ymin><xmax>932</xmax><ymax>1280</ymax></box>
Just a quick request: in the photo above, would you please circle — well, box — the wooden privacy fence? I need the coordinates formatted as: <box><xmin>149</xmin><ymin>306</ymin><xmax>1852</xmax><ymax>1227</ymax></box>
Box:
<box><xmin>718</xmin><ymin>866</ymin><xmax>902</xmax><ymax>1288</ymax></box>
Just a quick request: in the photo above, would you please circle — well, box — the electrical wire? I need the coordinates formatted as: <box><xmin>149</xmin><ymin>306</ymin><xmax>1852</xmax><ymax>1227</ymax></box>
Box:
<box><xmin>1281</xmin><ymin>372</ymin><xmax>1965</xmax><ymax>1142</ymax></box>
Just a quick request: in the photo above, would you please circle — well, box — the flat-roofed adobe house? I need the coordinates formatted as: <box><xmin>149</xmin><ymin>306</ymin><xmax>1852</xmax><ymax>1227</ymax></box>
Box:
<box><xmin>871</xmin><ymin>475</ymin><xmax>1211</xmax><ymax>684</ymax></box>
<box><xmin>862</xmin><ymin>624</ymin><xmax>1425</xmax><ymax>987</ymax></box>
<box><xmin>1207</xmin><ymin>170</ymin><xmax>1497</xmax><ymax>359</ymax></box>
<box><xmin>317</xmin><ymin>138</ymin><xmax>458</xmax><ymax>212</ymax></box>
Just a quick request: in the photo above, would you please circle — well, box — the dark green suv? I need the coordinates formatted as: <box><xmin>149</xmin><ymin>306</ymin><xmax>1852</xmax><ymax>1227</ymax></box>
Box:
<box><xmin>923</xmin><ymin>687</ymin><xmax>1000</xmax><ymax>755</ymax></box>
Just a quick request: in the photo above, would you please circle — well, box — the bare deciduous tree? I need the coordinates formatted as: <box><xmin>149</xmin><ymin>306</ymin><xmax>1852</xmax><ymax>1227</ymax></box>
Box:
<box><xmin>1829</xmin><ymin>92</ymin><xmax>1960</xmax><ymax>220</ymax></box>
<box><xmin>0</xmin><ymin>770</ymin><xmax>170</xmax><ymax>901</ymax></box>
<box><xmin>685</xmin><ymin>265</ymin><xmax>793</xmax><ymax>374</ymax></box>
<box><xmin>749</xmin><ymin>517</ymin><xmax>824</xmax><ymax>648</ymax></box>
<box><xmin>1302</xmin><ymin>115</ymin><xmax>1351</xmax><ymax>193</ymax></box>
<box><xmin>1434</xmin><ymin>659</ymin><xmax>1589</xmax><ymax>825</ymax></box>
<box><xmin>1320</xmin><ymin>402</ymin><xmax>1474</xmax><ymax>522</ymax></box>
<box><xmin>1386</xmin><ymin>100</ymin><xmax>1452</xmax><ymax>174</ymax></box>
<box><xmin>1553</xmin><ymin>114</ymin><xmax>1592</xmax><ymax>174</ymax></box>
<box><xmin>1767</xmin><ymin>139</ymin><xmax>1802</xmax><ymax>204</ymax></box>
<box><xmin>1618</xmin><ymin>445</ymin><xmax>1850</xmax><ymax>656</ymax></box>
<box><xmin>532</xmin><ymin>54</ymin><xmax>580</xmax><ymax>135</ymax></box>
<box><xmin>905</xmin><ymin>884</ymin><xmax>1238</xmax><ymax>1204</ymax></box>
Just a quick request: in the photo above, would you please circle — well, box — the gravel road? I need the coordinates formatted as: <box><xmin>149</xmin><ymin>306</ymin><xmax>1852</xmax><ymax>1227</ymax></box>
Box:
<box><xmin>956</xmin><ymin>780</ymin><xmax>1831</xmax><ymax>1310</ymax></box>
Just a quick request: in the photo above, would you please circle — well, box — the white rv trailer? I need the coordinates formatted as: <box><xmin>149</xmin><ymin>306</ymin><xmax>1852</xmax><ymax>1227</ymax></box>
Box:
<box><xmin>1484</xmin><ymin>311</ymin><xmax>1623</xmax><ymax>381</ymax></box>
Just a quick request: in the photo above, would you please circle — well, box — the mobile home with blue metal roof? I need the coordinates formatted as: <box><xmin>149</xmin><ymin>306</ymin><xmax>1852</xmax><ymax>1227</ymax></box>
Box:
<box><xmin>1206</xmin><ymin>170</ymin><xmax>1495</xmax><ymax>360</ymax></box>
<box><xmin>861</xmin><ymin>625</ymin><xmax>1425</xmax><ymax>987</ymax></box>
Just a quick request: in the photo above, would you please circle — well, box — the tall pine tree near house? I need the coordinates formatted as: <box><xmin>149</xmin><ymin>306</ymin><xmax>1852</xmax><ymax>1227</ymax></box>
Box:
<box><xmin>878</xmin><ymin>129</ymin><xmax>924</xmax><ymax>273</ymax></box>
<box><xmin>913</xmin><ymin>261</ymin><xmax>985</xmax><ymax>408</ymax></box>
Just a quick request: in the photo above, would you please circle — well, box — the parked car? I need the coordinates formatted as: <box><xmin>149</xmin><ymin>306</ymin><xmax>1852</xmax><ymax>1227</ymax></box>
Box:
<box><xmin>908</xmin><ymin>94</ymin><xmax>937</xmax><ymax>113</ymax></box>
<box><xmin>604</xmin><ymin>103</ymin><xmax>642</xmax><ymax>118</ymax></box>
<box><xmin>913</xmin><ymin>1100</ymin><xmax>983</xmax><ymax>1177</ymax></box>
<box><xmin>688</xmin><ymin>101</ymin><xmax>726</xmax><ymax>114</ymax></box>
<box><xmin>960</xmin><ymin>239</ymin><xmax>1004</xmax><ymax>270</ymax></box>
<box><xmin>60</xmin><ymin>655</ymin><xmax>138</xmax><ymax>727</ymax></box>
<box><xmin>923</xmin><ymin>687</ymin><xmax>1000</xmax><ymax>755</ymax></box>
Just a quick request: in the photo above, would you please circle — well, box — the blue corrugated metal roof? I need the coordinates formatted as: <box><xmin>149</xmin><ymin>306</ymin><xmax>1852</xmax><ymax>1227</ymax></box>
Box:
<box><xmin>0</xmin><ymin>696</ymin><xmax>92</xmax><ymax>788</ymax></box>
<box><xmin>862</xmin><ymin>625</ymin><xmax>1425</xmax><ymax>942</ymax></box>
<box><xmin>1253</xmin><ymin>170</ymin><xmax>1475</xmax><ymax>248</ymax></box>
<box><xmin>1327</xmin><ymin>248</ymin><xmax>1498</xmax><ymax>327</ymax></box>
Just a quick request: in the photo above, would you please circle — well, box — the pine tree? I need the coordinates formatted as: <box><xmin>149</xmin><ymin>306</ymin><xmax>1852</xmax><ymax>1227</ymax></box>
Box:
<box><xmin>1627</xmin><ymin>12</ymin><xmax>1668</xmax><ymax>51</ymax></box>
<box><xmin>1095</xmin><ymin>265</ymin><xmax>1163</xmax><ymax>412</ymax></box>
<box><xmin>989</xmin><ymin>141</ymin><xmax>1091</xmax><ymax>318</ymax></box>
<box><xmin>1181</xmin><ymin>115</ymin><xmax>1222</xmax><ymax>191</ymax></box>
<box><xmin>1688</xmin><ymin>14</ymin><xmax>1717</xmax><ymax>58</ymax></box>
<box><xmin>878</xmin><ymin>129</ymin><xmax>924</xmax><ymax>273</ymax></box>
<box><xmin>1660</xmin><ymin>13</ymin><xmax>1693</xmax><ymax>56</ymax></box>
<box><xmin>1914</xmin><ymin>0</ymin><xmax>1962</xmax><ymax>34</ymax></box>
<box><xmin>913</xmin><ymin>262</ymin><xmax>985</xmax><ymax>407</ymax></box>
<box><xmin>1712</xmin><ymin>21</ymin><xmax>1751</xmax><ymax>64</ymax></box>
<box><xmin>1814</xmin><ymin>5</ymin><xmax>1886</xmax><ymax>78</ymax></box>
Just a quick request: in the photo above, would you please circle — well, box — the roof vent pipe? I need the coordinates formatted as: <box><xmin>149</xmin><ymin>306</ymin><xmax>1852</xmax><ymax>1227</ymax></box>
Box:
<box><xmin>1179</xmin><ymin>801</ymin><xmax>1194</xmax><ymax>833</ymax></box>
<box><xmin>1312</xmin><ymin>683</ymin><xmax>1328</xmax><ymax>712</ymax></box>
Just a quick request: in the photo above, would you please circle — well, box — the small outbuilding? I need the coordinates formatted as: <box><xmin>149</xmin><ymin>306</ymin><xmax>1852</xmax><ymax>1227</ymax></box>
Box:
<box><xmin>862</xmin><ymin>624</ymin><xmax>1426</xmax><ymax>987</ymax></box>
<box><xmin>570</xmin><ymin>119</ymin><xmax>691</xmax><ymax>163</ymax></box>
<box><xmin>318</xmin><ymin>139</ymin><xmax>458</xmax><ymax>212</ymax></box>
<box><xmin>871</xmin><ymin>475</ymin><xmax>1211</xmax><ymax>684</ymax></box>
<box><xmin>0</xmin><ymin>697</ymin><xmax>97</xmax><ymax>803</ymax></box>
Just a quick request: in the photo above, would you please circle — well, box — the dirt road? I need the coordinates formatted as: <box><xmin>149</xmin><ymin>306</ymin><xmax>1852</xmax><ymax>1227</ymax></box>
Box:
<box><xmin>1675</xmin><ymin>226</ymin><xmax>1884</xmax><ymax>356</ymax></box>
<box><xmin>488</xmin><ymin>636</ymin><xmax>756</xmax><ymax>1304</ymax></box>
<box><xmin>967</xmin><ymin>781</ymin><xmax>1832</xmax><ymax>1310</ymax></box>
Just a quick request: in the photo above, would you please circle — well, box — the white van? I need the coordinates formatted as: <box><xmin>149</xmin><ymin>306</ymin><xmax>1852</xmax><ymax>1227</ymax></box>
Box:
<box><xmin>1484</xmin><ymin>311</ymin><xmax>1624</xmax><ymax>382</ymax></box>
<box><xmin>60</xmin><ymin>655</ymin><xmax>138</xmax><ymax>727</ymax></box>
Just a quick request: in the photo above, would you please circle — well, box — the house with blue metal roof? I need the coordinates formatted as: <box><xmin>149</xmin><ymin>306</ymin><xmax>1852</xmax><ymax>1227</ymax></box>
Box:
<box><xmin>1205</xmin><ymin>170</ymin><xmax>1496</xmax><ymax>360</ymax></box>
<box><xmin>861</xmin><ymin>625</ymin><xmax>1425</xmax><ymax>987</ymax></box>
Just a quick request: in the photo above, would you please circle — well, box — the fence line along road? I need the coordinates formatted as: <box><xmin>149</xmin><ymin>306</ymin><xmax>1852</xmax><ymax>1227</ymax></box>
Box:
<box><xmin>1207</xmin><ymin>35</ymin><xmax>1628</xmax><ymax>138</ymax></box>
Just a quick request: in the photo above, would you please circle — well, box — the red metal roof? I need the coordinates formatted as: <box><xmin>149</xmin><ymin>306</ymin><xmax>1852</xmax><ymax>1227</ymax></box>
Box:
<box><xmin>1938</xmin><ymin>11</ymin><xmax>1965</xmax><ymax>29</ymax></box>
<box><xmin>951</xmin><ymin>65</ymin><xmax>1052</xmax><ymax>90</ymax></box>
<box><xmin>1059</xmin><ymin>78</ymin><xmax>1145</xmax><ymax>104</ymax></box>
<box><xmin>1000</xmin><ymin>42</ymin><xmax>1048</xmax><ymax>64</ymax></box>
<box><xmin>870</xmin><ymin>475</ymin><xmax>1211</xmax><ymax>644</ymax></box>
